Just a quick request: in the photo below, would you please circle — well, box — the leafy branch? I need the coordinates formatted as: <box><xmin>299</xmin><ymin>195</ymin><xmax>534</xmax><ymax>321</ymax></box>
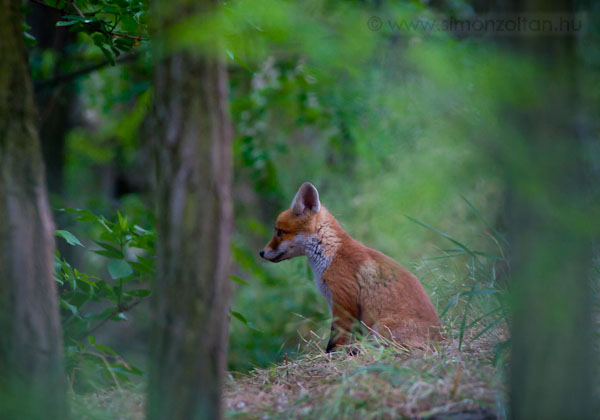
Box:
<box><xmin>29</xmin><ymin>0</ymin><xmax>148</xmax><ymax>64</ymax></box>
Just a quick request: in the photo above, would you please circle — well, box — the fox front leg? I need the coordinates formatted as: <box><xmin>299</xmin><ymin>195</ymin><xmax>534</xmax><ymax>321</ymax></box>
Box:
<box><xmin>325</xmin><ymin>312</ymin><xmax>353</xmax><ymax>352</ymax></box>
<box><xmin>326</xmin><ymin>324</ymin><xmax>349</xmax><ymax>352</ymax></box>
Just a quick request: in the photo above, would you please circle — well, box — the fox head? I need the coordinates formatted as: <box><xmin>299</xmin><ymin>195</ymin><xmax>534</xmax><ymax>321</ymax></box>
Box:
<box><xmin>259</xmin><ymin>182</ymin><xmax>322</xmax><ymax>262</ymax></box>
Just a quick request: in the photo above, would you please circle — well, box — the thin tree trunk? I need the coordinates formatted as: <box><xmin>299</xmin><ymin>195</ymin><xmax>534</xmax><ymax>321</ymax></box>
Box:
<box><xmin>0</xmin><ymin>1</ymin><xmax>68</xmax><ymax>418</ymax></box>
<box><xmin>147</xmin><ymin>1</ymin><xmax>234</xmax><ymax>418</ymax></box>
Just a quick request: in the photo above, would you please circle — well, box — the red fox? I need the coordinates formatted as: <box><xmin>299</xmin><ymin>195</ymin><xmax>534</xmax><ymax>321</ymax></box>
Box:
<box><xmin>260</xmin><ymin>182</ymin><xmax>441</xmax><ymax>352</ymax></box>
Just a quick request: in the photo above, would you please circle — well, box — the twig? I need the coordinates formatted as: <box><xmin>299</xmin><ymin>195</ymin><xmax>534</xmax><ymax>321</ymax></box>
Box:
<box><xmin>79</xmin><ymin>297</ymin><xmax>145</xmax><ymax>341</ymax></box>
<box><xmin>449</xmin><ymin>363</ymin><xmax>462</xmax><ymax>398</ymax></box>
<box><xmin>29</xmin><ymin>0</ymin><xmax>59</xmax><ymax>9</ymax></box>
<box><xmin>85</xmin><ymin>349</ymin><xmax>123</xmax><ymax>392</ymax></box>
<box><xmin>69</xmin><ymin>0</ymin><xmax>85</xmax><ymax>18</ymax></box>
<box><xmin>110</xmin><ymin>32</ymin><xmax>146</xmax><ymax>41</ymax></box>
<box><xmin>34</xmin><ymin>52</ymin><xmax>138</xmax><ymax>89</ymax></box>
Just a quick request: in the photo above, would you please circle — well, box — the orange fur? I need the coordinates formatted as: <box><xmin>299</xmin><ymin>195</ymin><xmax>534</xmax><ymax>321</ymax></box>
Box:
<box><xmin>260</xmin><ymin>182</ymin><xmax>441</xmax><ymax>351</ymax></box>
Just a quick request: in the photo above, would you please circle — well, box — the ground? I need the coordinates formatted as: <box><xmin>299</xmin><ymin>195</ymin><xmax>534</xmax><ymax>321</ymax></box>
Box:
<box><xmin>72</xmin><ymin>328</ymin><xmax>507</xmax><ymax>420</ymax></box>
<box><xmin>224</xmin><ymin>331</ymin><xmax>506</xmax><ymax>420</ymax></box>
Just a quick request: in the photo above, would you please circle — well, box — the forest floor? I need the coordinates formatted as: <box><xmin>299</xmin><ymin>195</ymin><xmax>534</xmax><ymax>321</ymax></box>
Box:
<box><xmin>224</xmin><ymin>330</ymin><xmax>506</xmax><ymax>420</ymax></box>
<box><xmin>73</xmin><ymin>328</ymin><xmax>507</xmax><ymax>420</ymax></box>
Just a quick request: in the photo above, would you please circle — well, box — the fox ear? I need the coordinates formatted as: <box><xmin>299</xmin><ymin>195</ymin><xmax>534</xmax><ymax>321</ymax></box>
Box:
<box><xmin>291</xmin><ymin>182</ymin><xmax>321</xmax><ymax>215</ymax></box>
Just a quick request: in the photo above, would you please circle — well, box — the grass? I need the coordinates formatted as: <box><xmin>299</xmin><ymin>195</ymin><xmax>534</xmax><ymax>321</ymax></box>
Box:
<box><xmin>224</xmin><ymin>326</ymin><xmax>507</xmax><ymax>420</ymax></box>
<box><xmin>70</xmin><ymin>383</ymin><xmax>145</xmax><ymax>420</ymax></box>
<box><xmin>70</xmin><ymin>323</ymin><xmax>508</xmax><ymax>420</ymax></box>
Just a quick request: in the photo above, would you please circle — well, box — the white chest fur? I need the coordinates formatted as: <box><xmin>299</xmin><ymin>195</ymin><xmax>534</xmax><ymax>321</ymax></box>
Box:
<box><xmin>295</xmin><ymin>233</ymin><xmax>334</xmax><ymax>308</ymax></box>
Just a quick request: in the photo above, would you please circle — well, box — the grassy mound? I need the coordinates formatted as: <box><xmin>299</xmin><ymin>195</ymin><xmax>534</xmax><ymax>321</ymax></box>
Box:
<box><xmin>224</xmin><ymin>331</ymin><xmax>506</xmax><ymax>420</ymax></box>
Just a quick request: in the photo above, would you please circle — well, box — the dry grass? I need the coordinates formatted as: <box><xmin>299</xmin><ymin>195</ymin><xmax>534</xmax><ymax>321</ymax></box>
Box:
<box><xmin>70</xmin><ymin>328</ymin><xmax>507</xmax><ymax>420</ymax></box>
<box><xmin>71</xmin><ymin>383</ymin><xmax>145</xmax><ymax>420</ymax></box>
<box><xmin>224</xmin><ymin>328</ymin><xmax>507</xmax><ymax>420</ymax></box>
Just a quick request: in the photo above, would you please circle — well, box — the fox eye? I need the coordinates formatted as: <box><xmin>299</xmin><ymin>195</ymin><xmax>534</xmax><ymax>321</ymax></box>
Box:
<box><xmin>276</xmin><ymin>229</ymin><xmax>284</xmax><ymax>237</ymax></box>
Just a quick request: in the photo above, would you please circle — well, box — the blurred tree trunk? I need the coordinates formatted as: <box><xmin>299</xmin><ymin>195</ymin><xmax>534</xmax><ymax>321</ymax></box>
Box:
<box><xmin>147</xmin><ymin>1</ymin><xmax>234</xmax><ymax>419</ymax></box>
<box><xmin>508</xmin><ymin>0</ymin><xmax>597</xmax><ymax>419</ymax></box>
<box><xmin>0</xmin><ymin>1</ymin><xmax>68</xmax><ymax>419</ymax></box>
<box><xmin>28</xmin><ymin>2</ymin><xmax>75</xmax><ymax>196</ymax></box>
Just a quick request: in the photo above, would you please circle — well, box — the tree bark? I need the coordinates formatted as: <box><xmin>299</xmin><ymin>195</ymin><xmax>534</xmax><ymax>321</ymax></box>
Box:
<box><xmin>507</xmin><ymin>1</ymin><xmax>597</xmax><ymax>419</ymax></box>
<box><xmin>28</xmin><ymin>2</ymin><xmax>75</xmax><ymax>196</ymax></box>
<box><xmin>0</xmin><ymin>1</ymin><xmax>68</xmax><ymax>418</ymax></box>
<box><xmin>147</xmin><ymin>1</ymin><xmax>234</xmax><ymax>419</ymax></box>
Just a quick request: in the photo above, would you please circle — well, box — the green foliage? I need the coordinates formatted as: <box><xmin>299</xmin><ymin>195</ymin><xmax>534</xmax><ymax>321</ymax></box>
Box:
<box><xmin>51</xmin><ymin>0</ymin><xmax>148</xmax><ymax>64</ymax></box>
<box><xmin>55</xmin><ymin>208</ymin><xmax>154</xmax><ymax>390</ymax></box>
<box><xmin>55</xmin><ymin>206</ymin><xmax>268</xmax><ymax>383</ymax></box>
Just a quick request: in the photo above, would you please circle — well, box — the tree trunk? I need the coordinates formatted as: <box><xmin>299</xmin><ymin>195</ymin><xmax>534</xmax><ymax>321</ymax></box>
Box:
<box><xmin>147</xmin><ymin>1</ymin><xmax>234</xmax><ymax>419</ymax></box>
<box><xmin>0</xmin><ymin>1</ymin><xmax>68</xmax><ymax>419</ymax></box>
<box><xmin>508</xmin><ymin>1</ymin><xmax>597</xmax><ymax>419</ymax></box>
<box><xmin>28</xmin><ymin>1</ymin><xmax>75</xmax><ymax>196</ymax></box>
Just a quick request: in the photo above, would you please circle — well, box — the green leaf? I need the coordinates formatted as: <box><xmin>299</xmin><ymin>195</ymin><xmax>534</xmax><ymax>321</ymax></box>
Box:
<box><xmin>125</xmin><ymin>364</ymin><xmax>143</xmax><ymax>376</ymax></box>
<box><xmin>60</xmin><ymin>208</ymin><xmax>98</xmax><ymax>222</ymax></box>
<box><xmin>60</xmin><ymin>299</ymin><xmax>79</xmax><ymax>317</ymax></box>
<box><xmin>107</xmin><ymin>260</ymin><xmax>133</xmax><ymax>279</ymax></box>
<box><xmin>127</xmin><ymin>289</ymin><xmax>151</xmax><ymax>297</ymax></box>
<box><xmin>94</xmin><ymin>344</ymin><xmax>118</xmax><ymax>356</ymax></box>
<box><xmin>99</xmin><ymin>46</ymin><xmax>116</xmax><ymax>65</ymax></box>
<box><xmin>133</xmin><ymin>225</ymin><xmax>152</xmax><ymax>234</ymax></box>
<box><xmin>56</xmin><ymin>230</ymin><xmax>85</xmax><ymax>247</ymax></box>
<box><xmin>230</xmin><ymin>275</ymin><xmax>249</xmax><ymax>286</ymax></box>
<box><xmin>94</xmin><ymin>241</ymin><xmax>124</xmax><ymax>258</ymax></box>
<box><xmin>231</xmin><ymin>311</ymin><xmax>261</xmax><ymax>332</ymax></box>
<box><xmin>231</xmin><ymin>311</ymin><xmax>248</xmax><ymax>324</ymax></box>
<box><xmin>226</xmin><ymin>48</ymin><xmax>252</xmax><ymax>71</ymax></box>
<box><xmin>56</xmin><ymin>20</ymin><xmax>80</xmax><ymax>27</ymax></box>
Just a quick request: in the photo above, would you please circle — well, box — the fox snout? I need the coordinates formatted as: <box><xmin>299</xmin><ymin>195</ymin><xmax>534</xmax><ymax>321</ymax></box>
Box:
<box><xmin>259</xmin><ymin>247</ymin><xmax>281</xmax><ymax>262</ymax></box>
<box><xmin>258</xmin><ymin>248</ymin><xmax>281</xmax><ymax>261</ymax></box>
<box><xmin>259</xmin><ymin>242</ymin><xmax>297</xmax><ymax>262</ymax></box>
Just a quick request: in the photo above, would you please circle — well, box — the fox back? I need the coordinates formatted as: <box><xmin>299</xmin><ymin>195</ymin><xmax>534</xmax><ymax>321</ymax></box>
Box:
<box><xmin>260</xmin><ymin>182</ymin><xmax>441</xmax><ymax>351</ymax></box>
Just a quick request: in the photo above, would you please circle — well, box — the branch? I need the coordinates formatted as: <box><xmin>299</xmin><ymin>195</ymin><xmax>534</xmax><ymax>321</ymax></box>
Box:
<box><xmin>69</xmin><ymin>0</ymin><xmax>85</xmax><ymax>18</ymax></box>
<box><xmin>34</xmin><ymin>52</ymin><xmax>138</xmax><ymax>90</ymax></box>
<box><xmin>29</xmin><ymin>0</ymin><xmax>58</xmax><ymax>9</ymax></box>
<box><xmin>79</xmin><ymin>298</ymin><xmax>145</xmax><ymax>341</ymax></box>
<box><xmin>28</xmin><ymin>0</ymin><xmax>77</xmax><ymax>14</ymax></box>
<box><xmin>110</xmin><ymin>32</ymin><xmax>146</xmax><ymax>41</ymax></box>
